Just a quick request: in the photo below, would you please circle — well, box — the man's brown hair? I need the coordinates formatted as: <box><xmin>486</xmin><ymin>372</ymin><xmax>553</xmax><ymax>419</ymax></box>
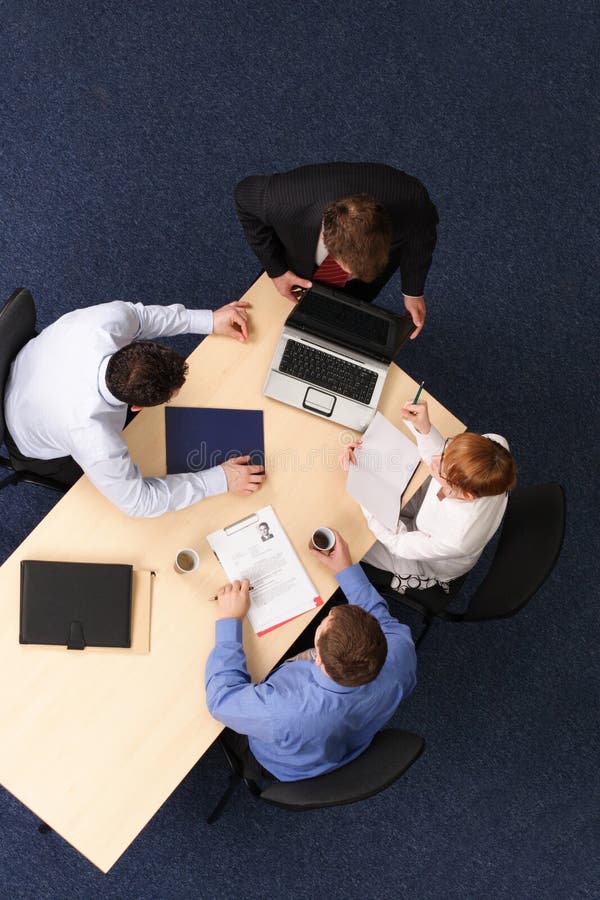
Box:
<box><xmin>106</xmin><ymin>341</ymin><xmax>188</xmax><ymax>407</ymax></box>
<box><xmin>443</xmin><ymin>433</ymin><xmax>517</xmax><ymax>498</ymax></box>
<box><xmin>317</xmin><ymin>605</ymin><xmax>388</xmax><ymax>687</ymax></box>
<box><xmin>322</xmin><ymin>194</ymin><xmax>392</xmax><ymax>282</ymax></box>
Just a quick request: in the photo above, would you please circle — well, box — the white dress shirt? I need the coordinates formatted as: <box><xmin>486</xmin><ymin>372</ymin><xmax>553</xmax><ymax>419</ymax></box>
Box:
<box><xmin>363</xmin><ymin>422</ymin><xmax>510</xmax><ymax>583</ymax></box>
<box><xmin>4</xmin><ymin>301</ymin><xmax>228</xmax><ymax>518</ymax></box>
<box><xmin>315</xmin><ymin>231</ymin><xmax>328</xmax><ymax>266</ymax></box>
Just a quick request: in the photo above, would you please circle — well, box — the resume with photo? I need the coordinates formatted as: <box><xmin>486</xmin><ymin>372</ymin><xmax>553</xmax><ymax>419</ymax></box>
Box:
<box><xmin>207</xmin><ymin>505</ymin><xmax>321</xmax><ymax>635</ymax></box>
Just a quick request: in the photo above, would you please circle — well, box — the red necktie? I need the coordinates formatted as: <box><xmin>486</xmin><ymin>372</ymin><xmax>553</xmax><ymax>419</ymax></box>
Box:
<box><xmin>313</xmin><ymin>254</ymin><xmax>349</xmax><ymax>288</ymax></box>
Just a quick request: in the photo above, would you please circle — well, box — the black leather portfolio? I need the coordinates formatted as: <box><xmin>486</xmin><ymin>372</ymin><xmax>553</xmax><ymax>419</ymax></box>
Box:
<box><xmin>19</xmin><ymin>560</ymin><xmax>133</xmax><ymax>650</ymax></box>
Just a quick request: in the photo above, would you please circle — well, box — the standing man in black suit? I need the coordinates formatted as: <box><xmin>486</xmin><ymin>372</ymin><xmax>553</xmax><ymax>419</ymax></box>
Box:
<box><xmin>235</xmin><ymin>162</ymin><xmax>438</xmax><ymax>338</ymax></box>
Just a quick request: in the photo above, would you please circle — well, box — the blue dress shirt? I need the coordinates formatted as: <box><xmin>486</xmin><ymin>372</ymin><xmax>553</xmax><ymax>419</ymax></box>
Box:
<box><xmin>205</xmin><ymin>564</ymin><xmax>417</xmax><ymax>781</ymax></box>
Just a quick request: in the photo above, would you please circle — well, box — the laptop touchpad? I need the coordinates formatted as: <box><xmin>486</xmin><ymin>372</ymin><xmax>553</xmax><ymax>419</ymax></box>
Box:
<box><xmin>303</xmin><ymin>387</ymin><xmax>336</xmax><ymax>417</ymax></box>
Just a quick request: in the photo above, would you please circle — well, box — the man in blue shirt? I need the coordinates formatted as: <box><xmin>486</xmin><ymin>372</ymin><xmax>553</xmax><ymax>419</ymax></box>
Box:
<box><xmin>205</xmin><ymin>530</ymin><xmax>417</xmax><ymax>783</ymax></box>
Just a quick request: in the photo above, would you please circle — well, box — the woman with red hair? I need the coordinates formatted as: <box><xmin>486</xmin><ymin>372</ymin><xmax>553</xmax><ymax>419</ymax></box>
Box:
<box><xmin>342</xmin><ymin>402</ymin><xmax>517</xmax><ymax>594</ymax></box>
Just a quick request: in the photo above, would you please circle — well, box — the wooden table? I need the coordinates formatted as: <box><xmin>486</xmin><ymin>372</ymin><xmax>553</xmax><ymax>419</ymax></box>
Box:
<box><xmin>0</xmin><ymin>274</ymin><xmax>465</xmax><ymax>872</ymax></box>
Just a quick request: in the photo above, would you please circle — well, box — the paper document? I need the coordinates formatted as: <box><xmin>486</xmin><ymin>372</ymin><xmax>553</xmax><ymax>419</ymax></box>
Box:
<box><xmin>346</xmin><ymin>412</ymin><xmax>421</xmax><ymax>530</ymax></box>
<box><xmin>207</xmin><ymin>505</ymin><xmax>321</xmax><ymax>636</ymax></box>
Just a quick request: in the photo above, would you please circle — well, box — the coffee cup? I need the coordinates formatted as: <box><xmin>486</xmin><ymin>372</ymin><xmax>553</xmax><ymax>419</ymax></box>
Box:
<box><xmin>174</xmin><ymin>548</ymin><xmax>200</xmax><ymax>574</ymax></box>
<box><xmin>310</xmin><ymin>527</ymin><xmax>336</xmax><ymax>555</ymax></box>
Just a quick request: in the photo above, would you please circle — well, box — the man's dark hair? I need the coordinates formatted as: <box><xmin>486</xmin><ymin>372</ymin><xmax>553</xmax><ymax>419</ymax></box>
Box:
<box><xmin>322</xmin><ymin>194</ymin><xmax>392</xmax><ymax>282</ymax></box>
<box><xmin>106</xmin><ymin>341</ymin><xmax>189</xmax><ymax>407</ymax></box>
<box><xmin>317</xmin><ymin>605</ymin><xmax>388</xmax><ymax>687</ymax></box>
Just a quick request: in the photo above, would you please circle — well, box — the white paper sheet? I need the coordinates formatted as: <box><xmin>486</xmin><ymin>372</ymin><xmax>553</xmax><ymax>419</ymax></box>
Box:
<box><xmin>346</xmin><ymin>412</ymin><xmax>421</xmax><ymax>530</ymax></box>
<box><xmin>207</xmin><ymin>505</ymin><xmax>321</xmax><ymax>635</ymax></box>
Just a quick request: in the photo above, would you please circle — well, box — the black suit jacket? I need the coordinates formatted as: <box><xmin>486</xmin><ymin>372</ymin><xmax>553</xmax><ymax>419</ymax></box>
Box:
<box><xmin>235</xmin><ymin>162</ymin><xmax>438</xmax><ymax>300</ymax></box>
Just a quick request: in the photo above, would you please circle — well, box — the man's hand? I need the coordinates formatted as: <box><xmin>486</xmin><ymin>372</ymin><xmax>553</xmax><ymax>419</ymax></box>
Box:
<box><xmin>272</xmin><ymin>271</ymin><xmax>312</xmax><ymax>303</ymax></box>
<box><xmin>216</xmin><ymin>579</ymin><xmax>251</xmax><ymax>619</ymax></box>
<box><xmin>222</xmin><ymin>455</ymin><xmax>266</xmax><ymax>495</ymax></box>
<box><xmin>309</xmin><ymin>528</ymin><xmax>352</xmax><ymax>575</ymax></box>
<box><xmin>401</xmin><ymin>401</ymin><xmax>431</xmax><ymax>435</ymax></box>
<box><xmin>339</xmin><ymin>440</ymin><xmax>363</xmax><ymax>471</ymax></box>
<box><xmin>403</xmin><ymin>295</ymin><xmax>426</xmax><ymax>339</ymax></box>
<box><xmin>213</xmin><ymin>300</ymin><xmax>251</xmax><ymax>342</ymax></box>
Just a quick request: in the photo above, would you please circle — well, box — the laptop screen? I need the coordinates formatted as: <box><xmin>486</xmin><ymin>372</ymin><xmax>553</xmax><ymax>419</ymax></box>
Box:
<box><xmin>286</xmin><ymin>283</ymin><xmax>415</xmax><ymax>361</ymax></box>
<box><xmin>298</xmin><ymin>291</ymin><xmax>390</xmax><ymax>344</ymax></box>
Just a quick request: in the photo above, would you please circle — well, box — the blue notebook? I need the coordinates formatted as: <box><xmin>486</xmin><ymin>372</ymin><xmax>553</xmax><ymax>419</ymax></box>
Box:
<box><xmin>165</xmin><ymin>407</ymin><xmax>265</xmax><ymax>473</ymax></box>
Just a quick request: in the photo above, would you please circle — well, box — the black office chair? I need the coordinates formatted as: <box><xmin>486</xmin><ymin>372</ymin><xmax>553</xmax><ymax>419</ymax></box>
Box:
<box><xmin>0</xmin><ymin>288</ymin><xmax>67</xmax><ymax>493</ymax></box>
<box><xmin>207</xmin><ymin>728</ymin><xmax>425</xmax><ymax>823</ymax></box>
<box><xmin>363</xmin><ymin>483</ymin><xmax>566</xmax><ymax>647</ymax></box>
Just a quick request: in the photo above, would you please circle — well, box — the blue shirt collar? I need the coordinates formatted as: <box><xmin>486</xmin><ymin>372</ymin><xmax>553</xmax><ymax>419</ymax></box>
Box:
<box><xmin>312</xmin><ymin>664</ymin><xmax>357</xmax><ymax>693</ymax></box>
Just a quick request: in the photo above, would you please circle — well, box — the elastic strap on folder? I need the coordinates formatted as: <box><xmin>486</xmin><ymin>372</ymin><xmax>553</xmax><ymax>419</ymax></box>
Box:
<box><xmin>67</xmin><ymin>621</ymin><xmax>86</xmax><ymax>650</ymax></box>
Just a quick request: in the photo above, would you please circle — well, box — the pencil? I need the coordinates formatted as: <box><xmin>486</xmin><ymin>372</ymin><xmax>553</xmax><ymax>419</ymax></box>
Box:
<box><xmin>413</xmin><ymin>381</ymin><xmax>425</xmax><ymax>404</ymax></box>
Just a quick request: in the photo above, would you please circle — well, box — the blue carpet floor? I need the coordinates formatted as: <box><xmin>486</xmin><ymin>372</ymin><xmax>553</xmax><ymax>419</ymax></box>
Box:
<box><xmin>0</xmin><ymin>1</ymin><xmax>598</xmax><ymax>898</ymax></box>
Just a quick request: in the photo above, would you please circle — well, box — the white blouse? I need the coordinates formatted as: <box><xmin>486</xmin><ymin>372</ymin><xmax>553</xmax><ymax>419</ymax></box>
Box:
<box><xmin>362</xmin><ymin>422</ymin><xmax>510</xmax><ymax>583</ymax></box>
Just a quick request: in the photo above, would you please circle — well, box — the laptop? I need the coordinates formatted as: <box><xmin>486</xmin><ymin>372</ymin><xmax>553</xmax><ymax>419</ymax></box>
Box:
<box><xmin>263</xmin><ymin>282</ymin><xmax>415</xmax><ymax>432</ymax></box>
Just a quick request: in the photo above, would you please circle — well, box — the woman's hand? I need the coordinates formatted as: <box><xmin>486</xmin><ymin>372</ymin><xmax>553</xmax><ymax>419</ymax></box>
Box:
<box><xmin>339</xmin><ymin>440</ymin><xmax>363</xmax><ymax>471</ymax></box>
<box><xmin>401</xmin><ymin>401</ymin><xmax>431</xmax><ymax>435</ymax></box>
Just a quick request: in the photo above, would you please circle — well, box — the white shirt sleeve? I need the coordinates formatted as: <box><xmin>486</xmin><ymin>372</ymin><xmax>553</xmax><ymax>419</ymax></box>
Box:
<box><xmin>127</xmin><ymin>303</ymin><xmax>214</xmax><ymax>340</ymax></box>
<box><xmin>78</xmin><ymin>302</ymin><xmax>223</xmax><ymax>515</ymax></box>
<box><xmin>80</xmin><ymin>441</ymin><xmax>228</xmax><ymax>518</ymax></box>
<box><xmin>358</xmin><ymin>421</ymin><xmax>454</xmax><ymax>560</ymax></box>
<box><xmin>403</xmin><ymin>419</ymin><xmax>446</xmax><ymax>464</ymax></box>
<box><xmin>360</xmin><ymin>503</ymin><xmax>461</xmax><ymax>562</ymax></box>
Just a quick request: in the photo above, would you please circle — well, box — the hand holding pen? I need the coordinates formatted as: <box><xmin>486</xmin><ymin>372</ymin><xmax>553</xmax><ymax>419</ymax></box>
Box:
<box><xmin>213</xmin><ymin>579</ymin><xmax>251</xmax><ymax>619</ymax></box>
<box><xmin>401</xmin><ymin>383</ymin><xmax>431</xmax><ymax>435</ymax></box>
<box><xmin>211</xmin><ymin>583</ymin><xmax>253</xmax><ymax>602</ymax></box>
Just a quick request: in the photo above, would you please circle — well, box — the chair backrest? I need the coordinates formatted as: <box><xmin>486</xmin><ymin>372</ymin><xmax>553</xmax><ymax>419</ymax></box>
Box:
<box><xmin>259</xmin><ymin>729</ymin><xmax>425</xmax><ymax>811</ymax></box>
<box><xmin>463</xmin><ymin>483</ymin><xmax>566</xmax><ymax>622</ymax></box>
<box><xmin>0</xmin><ymin>288</ymin><xmax>36</xmax><ymax>444</ymax></box>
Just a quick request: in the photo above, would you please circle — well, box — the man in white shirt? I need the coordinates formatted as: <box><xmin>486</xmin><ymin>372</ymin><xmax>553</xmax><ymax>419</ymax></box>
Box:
<box><xmin>4</xmin><ymin>299</ymin><xmax>266</xmax><ymax>517</ymax></box>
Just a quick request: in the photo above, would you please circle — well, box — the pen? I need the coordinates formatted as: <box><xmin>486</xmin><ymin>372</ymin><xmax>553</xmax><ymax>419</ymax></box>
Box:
<box><xmin>413</xmin><ymin>381</ymin><xmax>425</xmax><ymax>404</ymax></box>
<box><xmin>211</xmin><ymin>586</ymin><xmax>254</xmax><ymax>601</ymax></box>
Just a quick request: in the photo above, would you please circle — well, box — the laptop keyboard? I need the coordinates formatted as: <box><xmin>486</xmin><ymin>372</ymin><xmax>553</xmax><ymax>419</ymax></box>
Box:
<box><xmin>279</xmin><ymin>340</ymin><xmax>378</xmax><ymax>404</ymax></box>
